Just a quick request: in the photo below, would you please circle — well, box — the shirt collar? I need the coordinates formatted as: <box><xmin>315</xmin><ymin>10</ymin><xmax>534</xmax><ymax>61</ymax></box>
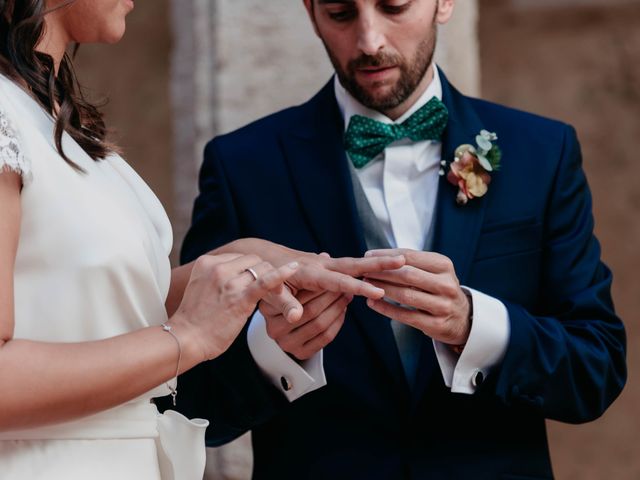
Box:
<box><xmin>334</xmin><ymin>64</ymin><xmax>443</xmax><ymax>132</ymax></box>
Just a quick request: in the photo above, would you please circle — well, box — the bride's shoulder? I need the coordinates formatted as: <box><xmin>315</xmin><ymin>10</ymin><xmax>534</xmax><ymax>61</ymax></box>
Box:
<box><xmin>0</xmin><ymin>72</ymin><xmax>24</xmax><ymax>98</ymax></box>
<box><xmin>0</xmin><ymin>73</ymin><xmax>30</xmax><ymax>120</ymax></box>
<box><xmin>0</xmin><ymin>75</ymin><xmax>33</xmax><ymax>186</ymax></box>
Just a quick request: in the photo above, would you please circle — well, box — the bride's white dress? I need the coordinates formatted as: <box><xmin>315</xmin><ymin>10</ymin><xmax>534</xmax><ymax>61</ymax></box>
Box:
<box><xmin>0</xmin><ymin>74</ymin><xmax>207</xmax><ymax>479</ymax></box>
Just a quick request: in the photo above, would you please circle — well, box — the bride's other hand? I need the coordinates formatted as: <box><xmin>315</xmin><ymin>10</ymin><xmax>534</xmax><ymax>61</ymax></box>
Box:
<box><xmin>168</xmin><ymin>254</ymin><xmax>299</xmax><ymax>363</ymax></box>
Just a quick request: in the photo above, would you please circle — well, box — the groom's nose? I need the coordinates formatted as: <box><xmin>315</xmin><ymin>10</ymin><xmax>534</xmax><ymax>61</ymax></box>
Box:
<box><xmin>356</xmin><ymin>10</ymin><xmax>386</xmax><ymax>56</ymax></box>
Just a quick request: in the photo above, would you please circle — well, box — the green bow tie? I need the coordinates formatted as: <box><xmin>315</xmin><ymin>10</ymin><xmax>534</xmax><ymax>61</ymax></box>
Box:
<box><xmin>344</xmin><ymin>96</ymin><xmax>449</xmax><ymax>169</ymax></box>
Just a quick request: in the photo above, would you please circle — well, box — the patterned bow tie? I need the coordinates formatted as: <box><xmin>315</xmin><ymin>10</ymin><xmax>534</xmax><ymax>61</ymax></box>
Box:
<box><xmin>344</xmin><ymin>96</ymin><xmax>449</xmax><ymax>169</ymax></box>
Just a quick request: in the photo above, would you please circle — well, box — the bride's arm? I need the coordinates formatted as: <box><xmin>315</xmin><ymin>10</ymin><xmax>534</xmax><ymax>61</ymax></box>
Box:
<box><xmin>0</xmin><ymin>173</ymin><xmax>296</xmax><ymax>432</ymax></box>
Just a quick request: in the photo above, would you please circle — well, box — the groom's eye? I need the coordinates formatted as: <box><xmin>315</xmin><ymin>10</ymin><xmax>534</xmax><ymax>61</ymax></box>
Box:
<box><xmin>379</xmin><ymin>0</ymin><xmax>412</xmax><ymax>15</ymax></box>
<box><xmin>326</xmin><ymin>7</ymin><xmax>357</xmax><ymax>22</ymax></box>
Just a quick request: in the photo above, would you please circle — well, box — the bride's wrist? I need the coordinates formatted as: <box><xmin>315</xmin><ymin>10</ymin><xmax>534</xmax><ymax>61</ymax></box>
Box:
<box><xmin>165</xmin><ymin>314</ymin><xmax>209</xmax><ymax>368</ymax></box>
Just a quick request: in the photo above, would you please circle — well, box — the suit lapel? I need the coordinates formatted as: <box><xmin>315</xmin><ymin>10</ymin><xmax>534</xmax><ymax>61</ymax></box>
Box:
<box><xmin>279</xmin><ymin>82</ymin><xmax>365</xmax><ymax>258</ymax></box>
<box><xmin>280</xmin><ymin>82</ymin><xmax>407</xmax><ymax>387</ymax></box>
<box><xmin>432</xmin><ymin>71</ymin><xmax>489</xmax><ymax>284</ymax></box>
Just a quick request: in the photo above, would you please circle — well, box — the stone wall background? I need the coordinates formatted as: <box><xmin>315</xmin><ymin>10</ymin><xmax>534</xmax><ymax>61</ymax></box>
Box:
<box><xmin>214</xmin><ymin>0</ymin><xmax>479</xmax><ymax>134</ymax></box>
<box><xmin>73</xmin><ymin>1</ymin><xmax>640</xmax><ymax>478</ymax></box>
<box><xmin>480</xmin><ymin>1</ymin><xmax>640</xmax><ymax>479</ymax></box>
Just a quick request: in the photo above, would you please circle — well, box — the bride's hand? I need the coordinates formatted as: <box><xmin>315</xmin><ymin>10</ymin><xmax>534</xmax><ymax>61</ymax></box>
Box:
<box><xmin>215</xmin><ymin>239</ymin><xmax>406</xmax><ymax>299</ymax></box>
<box><xmin>282</xmin><ymin>253</ymin><xmax>406</xmax><ymax>298</ymax></box>
<box><xmin>168</xmin><ymin>253</ymin><xmax>300</xmax><ymax>362</ymax></box>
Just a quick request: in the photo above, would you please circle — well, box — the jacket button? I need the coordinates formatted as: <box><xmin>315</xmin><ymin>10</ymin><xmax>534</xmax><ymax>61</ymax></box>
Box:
<box><xmin>280</xmin><ymin>376</ymin><xmax>292</xmax><ymax>391</ymax></box>
<box><xmin>472</xmin><ymin>370</ymin><xmax>484</xmax><ymax>387</ymax></box>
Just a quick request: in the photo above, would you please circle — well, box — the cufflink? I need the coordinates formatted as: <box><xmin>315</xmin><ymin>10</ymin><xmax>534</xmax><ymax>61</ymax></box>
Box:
<box><xmin>280</xmin><ymin>376</ymin><xmax>292</xmax><ymax>392</ymax></box>
<box><xmin>471</xmin><ymin>370</ymin><xmax>484</xmax><ymax>387</ymax></box>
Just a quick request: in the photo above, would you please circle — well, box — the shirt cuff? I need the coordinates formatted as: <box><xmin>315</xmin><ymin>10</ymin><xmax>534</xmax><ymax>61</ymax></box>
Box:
<box><xmin>434</xmin><ymin>287</ymin><xmax>510</xmax><ymax>394</ymax></box>
<box><xmin>247</xmin><ymin>311</ymin><xmax>327</xmax><ymax>402</ymax></box>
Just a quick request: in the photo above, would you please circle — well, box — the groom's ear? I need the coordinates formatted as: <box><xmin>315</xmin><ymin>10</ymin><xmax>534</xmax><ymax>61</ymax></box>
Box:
<box><xmin>303</xmin><ymin>0</ymin><xmax>321</xmax><ymax>37</ymax></box>
<box><xmin>436</xmin><ymin>0</ymin><xmax>455</xmax><ymax>25</ymax></box>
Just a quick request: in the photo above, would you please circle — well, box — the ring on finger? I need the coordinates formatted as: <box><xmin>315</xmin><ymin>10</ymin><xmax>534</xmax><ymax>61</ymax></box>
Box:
<box><xmin>245</xmin><ymin>267</ymin><xmax>259</xmax><ymax>281</ymax></box>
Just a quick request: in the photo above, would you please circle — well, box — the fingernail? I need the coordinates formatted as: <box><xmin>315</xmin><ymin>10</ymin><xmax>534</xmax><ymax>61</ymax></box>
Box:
<box><xmin>287</xmin><ymin>261</ymin><xmax>299</xmax><ymax>269</ymax></box>
<box><xmin>364</xmin><ymin>251</ymin><xmax>372</xmax><ymax>257</ymax></box>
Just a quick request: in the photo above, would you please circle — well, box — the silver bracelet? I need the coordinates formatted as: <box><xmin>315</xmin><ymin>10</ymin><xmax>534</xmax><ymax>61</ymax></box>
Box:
<box><xmin>161</xmin><ymin>323</ymin><xmax>182</xmax><ymax>406</ymax></box>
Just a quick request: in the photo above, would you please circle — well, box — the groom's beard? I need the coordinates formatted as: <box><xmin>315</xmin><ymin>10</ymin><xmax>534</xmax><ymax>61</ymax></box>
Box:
<box><xmin>324</xmin><ymin>28</ymin><xmax>437</xmax><ymax>112</ymax></box>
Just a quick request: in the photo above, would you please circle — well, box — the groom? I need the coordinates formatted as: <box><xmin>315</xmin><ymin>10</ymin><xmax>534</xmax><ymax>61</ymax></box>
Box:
<box><xmin>174</xmin><ymin>0</ymin><xmax>626</xmax><ymax>478</ymax></box>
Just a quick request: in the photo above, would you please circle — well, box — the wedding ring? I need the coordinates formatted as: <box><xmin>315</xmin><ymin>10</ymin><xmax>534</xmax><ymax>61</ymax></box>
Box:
<box><xmin>245</xmin><ymin>267</ymin><xmax>259</xmax><ymax>281</ymax></box>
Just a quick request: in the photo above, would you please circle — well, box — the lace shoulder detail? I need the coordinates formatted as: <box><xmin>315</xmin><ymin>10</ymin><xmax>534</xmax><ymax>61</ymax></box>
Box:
<box><xmin>0</xmin><ymin>107</ymin><xmax>32</xmax><ymax>185</ymax></box>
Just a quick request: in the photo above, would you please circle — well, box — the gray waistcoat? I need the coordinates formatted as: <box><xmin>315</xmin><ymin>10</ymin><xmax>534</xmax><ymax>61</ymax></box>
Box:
<box><xmin>349</xmin><ymin>166</ymin><xmax>434</xmax><ymax>388</ymax></box>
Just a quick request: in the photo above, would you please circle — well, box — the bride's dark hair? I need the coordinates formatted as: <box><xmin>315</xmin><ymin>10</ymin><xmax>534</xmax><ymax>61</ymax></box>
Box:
<box><xmin>0</xmin><ymin>0</ymin><xmax>115</xmax><ymax>168</ymax></box>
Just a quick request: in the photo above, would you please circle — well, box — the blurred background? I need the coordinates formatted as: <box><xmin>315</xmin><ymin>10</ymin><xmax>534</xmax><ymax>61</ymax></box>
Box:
<box><xmin>75</xmin><ymin>0</ymin><xmax>639</xmax><ymax>478</ymax></box>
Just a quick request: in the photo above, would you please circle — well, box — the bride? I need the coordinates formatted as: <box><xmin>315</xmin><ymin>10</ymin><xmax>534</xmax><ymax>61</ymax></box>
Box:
<box><xmin>0</xmin><ymin>1</ymin><xmax>403</xmax><ymax>478</ymax></box>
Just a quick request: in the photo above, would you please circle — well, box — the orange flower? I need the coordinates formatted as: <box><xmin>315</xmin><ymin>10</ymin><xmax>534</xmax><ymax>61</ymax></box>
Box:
<box><xmin>447</xmin><ymin>147</ymin><xmax>492</xmax><ymax>205</ymax></box>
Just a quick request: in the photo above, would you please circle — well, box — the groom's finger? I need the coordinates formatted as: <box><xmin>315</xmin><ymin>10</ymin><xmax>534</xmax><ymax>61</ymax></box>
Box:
<box><xmin>260</xmin><ymin>289</ymin><xmax>323</xmax><ymax>322</ymax></box>
<box><xmin>323</xmin><ymin>255</ymin><xmax>405</xmax><ymax>277</ymax></box>
<box><xmin>297</xmin><ymin>291</ymin><xmax>343</xmax><ymax>324</ymax></box>
<box><xmin>263</xmin><ymin>285</ymin><xmax>303</xmax><ymax>324</ymax></box>
<box><xmin>366</xmin><ymin>279</ymin><xmax>446</xmax><ymax>316</ymax></box>
<box><xmin>365</xmin><ymin>249</ymin><xmax>452</xmax><ymax>274</ymax></box>
<box><xmin>366</xmin><ymin>298</ymin><xmax>432</xmax><ymax>333</ymax></box>
<box><xmin>297</xmin><ymin>289</ymin><xmax>327</xmax><ymax>306</ymax></box>
<box><xmin>282</xmin><ymin>295</ymin><xmax>351</xmax><ymax>360</ymax></box>
<box><xmin>364</xmin><ymin>266</ymin><xmax>440</xmax><ymax>292</ymax></box>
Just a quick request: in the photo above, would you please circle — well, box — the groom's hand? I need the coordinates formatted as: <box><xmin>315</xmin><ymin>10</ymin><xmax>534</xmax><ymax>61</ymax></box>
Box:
<box><xmin>363</xmin><ymin>249</ymin><xmax>471</xmax><ymax>347</ymax></box>
<box><xmin>257</xmin><ymin>251</ymin><xmax>405</xmax><ymax>360</ymax></box>
<box><xmin>259</xmin><ymin>290</ymin><xmax>353</xmax><ymax>360</ymax></box>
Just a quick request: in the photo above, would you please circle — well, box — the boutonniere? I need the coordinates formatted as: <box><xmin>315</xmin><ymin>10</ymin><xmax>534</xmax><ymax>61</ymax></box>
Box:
<box><xmin>440</xmin><ymin>130</ymin><xmax>502</xmax><ymax>206</ymax></box>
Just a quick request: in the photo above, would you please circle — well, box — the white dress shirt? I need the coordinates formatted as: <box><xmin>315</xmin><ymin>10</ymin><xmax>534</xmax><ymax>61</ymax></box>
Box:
<box><xmin>248</xmin><ymin>67</ymin><xmax>510</xmax><ymax>399</ymax></box>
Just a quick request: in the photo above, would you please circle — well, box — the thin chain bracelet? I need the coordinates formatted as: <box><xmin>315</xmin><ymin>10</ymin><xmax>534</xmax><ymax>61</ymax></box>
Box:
<box><xmin>161</xmin><ymin>323</ymin><xmax>182</xmax><ymax>406</ymax></box>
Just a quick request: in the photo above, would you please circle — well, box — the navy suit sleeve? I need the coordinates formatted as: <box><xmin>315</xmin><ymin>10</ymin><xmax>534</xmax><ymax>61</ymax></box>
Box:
<box><xmin>180</xmin><ymin>140</ymin><xmax>240</xmax><ymax>264</ymax></box>
<box><xmin>158</xmin><ymin>140</ymin><xmax>288</xmax><ymax>446</ymax></box>
<box><xmin>492</xmin><ymin>126</ymin><xmax>626</xmax><ymax>423</ymax></box>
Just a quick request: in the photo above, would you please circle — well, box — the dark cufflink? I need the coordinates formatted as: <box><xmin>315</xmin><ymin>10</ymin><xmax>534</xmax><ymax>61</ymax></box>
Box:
<box><xmin>281</xmin><ymin>376</ymin><xmax>292</xmax><ymax>392</ymax></box>
<box><xmin>472</xmin><ymin>370</ymin><xmax>484</xmax><ymax>387</ymax></box>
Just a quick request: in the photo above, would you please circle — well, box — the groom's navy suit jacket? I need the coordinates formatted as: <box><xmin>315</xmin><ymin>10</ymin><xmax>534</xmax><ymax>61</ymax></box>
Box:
<box><xmin>173</xmin><ymin>72</ymin><xmax>626</xmax><ymax>480</ymax></box>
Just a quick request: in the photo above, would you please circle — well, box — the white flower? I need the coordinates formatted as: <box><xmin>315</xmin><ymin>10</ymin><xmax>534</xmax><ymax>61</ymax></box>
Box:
<box><xmin>477</xmin><ymin>154</ymin><xmax>493</xmax><ymax>172</ymax></box>
<box><xmin>480</xmin><ymin>129</ymin><xmax>498</xmax><ymax>141</ymax></box>
<box><xmin>476</xmin><ymin>134</ymin><xmax>493</xmax><ymax>153</ymax></box>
